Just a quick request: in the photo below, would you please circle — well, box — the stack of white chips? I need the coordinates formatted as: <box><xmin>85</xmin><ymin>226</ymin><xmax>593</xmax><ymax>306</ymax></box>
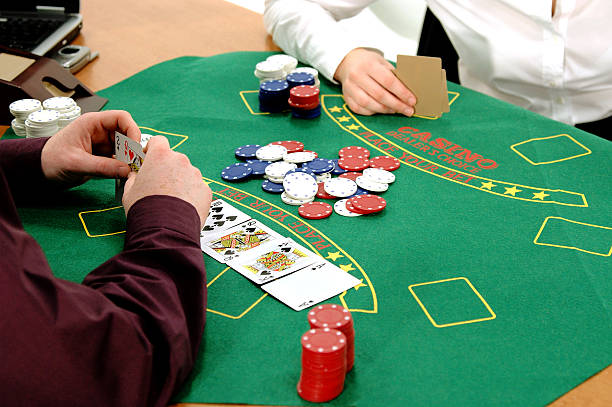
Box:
<box><xmin>42</xmin><ymin>97</ymin><xmax>81</xmax><ymax>129</ymax></box>
<box><xmin>291</xmin><ymin>67</ymin><xmax>320</xmax><ymax>88</ymax></box>
<box><xmin>266</xmin><ymin>54</ymin><xmax>298</xmax><ymax>76</ymax></box>
<box><xmin>254</xmin><ymin>60</ymin><xmax>286</xmax><ymax>83</ymax></box>
<box><xmin>9</xmin><ymin>99</ymin><xmax>42</xmax><ymax>137</ymax></box>
<box><xmin>25</xmin><ymin>110</ymin><xmax>61</xmax><ymax>138</ymax></box>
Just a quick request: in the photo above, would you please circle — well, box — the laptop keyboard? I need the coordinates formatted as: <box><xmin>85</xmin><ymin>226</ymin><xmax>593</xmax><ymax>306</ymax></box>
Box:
<box><xmin>0</xmin><ymin>16</ymin><xmax>66</xmax><ymax>51</ymax></box>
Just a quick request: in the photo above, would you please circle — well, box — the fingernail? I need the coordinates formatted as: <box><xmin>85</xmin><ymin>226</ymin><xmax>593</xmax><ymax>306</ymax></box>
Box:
<box><xmin>404</xmin><ymin>107</ymin><xmax>414</xmax><ymax>116</ymax></box>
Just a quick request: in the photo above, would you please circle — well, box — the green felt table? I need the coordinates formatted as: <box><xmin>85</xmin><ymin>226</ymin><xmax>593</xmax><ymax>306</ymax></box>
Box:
<box><xmin>7</xmin><ymin>51</ymin><xmax>612</xmax><ymax>406</ymax></box>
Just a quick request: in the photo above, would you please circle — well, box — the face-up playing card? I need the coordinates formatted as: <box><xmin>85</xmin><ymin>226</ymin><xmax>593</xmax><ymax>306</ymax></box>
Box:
<box><xmin>227</xmin><ymin>238</ymin><xmax>318</xmax><ymax>285</ymax></box>
<box><xmin>261</xmin><ymin>260</ymin><xmax>362</xmax><ymax>311</ymax></box>
<box><xmin>115</xmin><ymin>131</ymin><xmax>145</xmax><ymax>172</ymax></box>
<box><xmin>200</xmin><ymin>219</ymin><xmax>283</xmax><ymax>263</ymax></box>
<box><xmin>201</xmin><ymin>199</ymin><xmax>251</xmax><ymax>234</ymax></box>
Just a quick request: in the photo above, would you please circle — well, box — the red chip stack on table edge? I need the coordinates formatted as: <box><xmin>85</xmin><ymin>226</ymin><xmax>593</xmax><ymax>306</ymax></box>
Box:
<box><xmin>308</xmin><ymin>304</ymin><xmax>355</xmax><ymax>371</ymax></box>
<box><xmin>298</xmin><ymin>328</ymin><xmax>348</xmax><ymax>403</ymax></box>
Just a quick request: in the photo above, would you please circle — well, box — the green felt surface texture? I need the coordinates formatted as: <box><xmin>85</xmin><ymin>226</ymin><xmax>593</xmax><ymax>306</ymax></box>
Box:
<box><xmin>7</xmin><ymin>52</ymin><xmax>612</xmax><ymax>406</ymax></box>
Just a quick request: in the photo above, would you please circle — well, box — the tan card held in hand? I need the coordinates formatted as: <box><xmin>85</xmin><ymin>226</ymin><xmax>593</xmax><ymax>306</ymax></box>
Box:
<box><xmin>394</xmin><ymin>55</ymin><xmax>444</xmax><ymax>117</ymax></box>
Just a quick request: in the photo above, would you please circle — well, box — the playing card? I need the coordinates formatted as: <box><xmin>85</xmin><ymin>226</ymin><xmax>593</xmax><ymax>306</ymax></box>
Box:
<box><xmin>115</xmin><ymin>131</ymin><xmax>145</xmax><ymax>172</ymax></box>
<box><xmin>140</xmin><ymin>133</ymin><xmax>153</xmax><ymax>149</ymax></box>
<box><xmin>200</xmin><ymin>218</ymin><xmax>282</xmax><ymax>263</ymax></box>
<box><xmin>261</xmin><ymin>260</ymin><xmax>362</xmax><ymax>311</ymax></box>
<box><xmin>394</xmin><ymin>55</ymin><xmax>444</xmax><ymax>117</ymax></box>
<box><xmin>201</xmin><ymin>199</ymin><xmax>251</xmax><ymax>234</ymax></box>
<box><xmin>227</xmin><ymin>238</ymin><xmax>318</xmax><ymax>285</ymax></box>
<box><xmin>441</xmin><ymin>69</ymin><xmax>450</xmax><ymax>113</ymax></box>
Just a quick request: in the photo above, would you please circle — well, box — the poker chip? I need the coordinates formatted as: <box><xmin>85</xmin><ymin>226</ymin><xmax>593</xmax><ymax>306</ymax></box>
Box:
<box><xmin>221</xmin><ymin>163</ymin><xmax>253</xmax><ymax>181</ymax></box>
<box><xmin>338</xmin><ymin>172</ymin><xmax>362</xmax><ymax>181</ymax></box>
<box><xmin>270</xmin><ymin>140</ymin><xmax>304</xmax><ymax>153</ymax></box>
<box><xmin>266</xmin><ymin>54</ymin><xmax>298</xmax><ymax>74</ymax></box>
<box><xmin>369</xmin><ymin>155</ymin><xmax>401</xmax><ymax>171</ymax></box>
<box><xmin>344</xmin><ymin>198</ymin><xmax>362</xmax><ymax>215</ymax></box>
<box><xmin>254</xmin><ymin>60</ymin><xmax>285</xmax><ymax>82</ymax></box>
<box><xmin>346</xmin><ymin>187</ymin><xmax>369</xmax><ymax>199</ymax></box>
<box><xmin>256</xmin><ymin>144</ymin><xmax>287</xmax><ymax>161</ymax></box>
<box><xmin>333</xmin><ymin>199</ymin><xmax>362</xmax><ymax>217</ymax></box>
<box><xmin>42</xmin><ymin>96</ymin><xmax>76</xmax><ymax>113</ymax></box>
<box><xmin>261</xmin><ymin>179</ymin><xmax>285</xmax><ymax>193</ymax></box>
<box><xmin>298</xmin><ymin>201</ymin><xmax>333</xmax><ymax>220</ymax></box>
<box><xmin>355</xmin><ymin>175</ymin><xmax>389</xmax><ymax>193</ymax></box>
<box><xmin>281</xmin><ymin>191</ymin><xmax>314</xmax><ymax>206</ymax></box>
<box><xmin>286</xmin><ymin>167</ymin><xmax>317</xmax><ymax>180</ymax></box>
<box><xmin>284</xmin><ymin>151</ymin><xmax>316</xmax><ymax>163</ymax></box>
<box><xmin>291</xmin><ymin>67</ymin><xmax>320</xmax><ymax>87</ymax></box>
<box><xmin>323</xmin><ymin>178</ymin><xmax>358</xmax><ymax>198</ymax></box>
<box><xmin>316</xmin><ymin>182</ymin><xmax>336</xmax><ymax>199</ymax></box>
<box><xmin>235</xmin><ymin>144</ymin><xmax>262</xmax><ymax>160</ymax></box>
<box><xmin>338</xmin><ymin>156</ymin><xmax>370</xmax><ymax>172</ymax></box>
<box><xmin>303</xmin><ymin>158</ymin><xmax>335</xmax><ymax>174</ymax></box>
<box><xmin>315</xmin><ymin>172</ymin><xmax>331</xmax><ymax>183</ymax></box>
<box><xmin>246</xmin><ymin>159</ymin><xmax>271</xmax><ymax>175</ymax></box>
<box><xmin>363</xmin><ymin>167</ymin><xmax>395</xmax><ymax>184</ymax></box>
<box><xmin>9</xmin><ymin>99</ymin><xmax>42</xmax><ymax>120</ymax></box>
<box><xmin>259</xmin><ymin>80</ymin><xmax>290</xmax><ymax>113</ymax></box>
<box><xmin>25</xmin><ymin>110</ymin><xmax>60</xmax><ymax>138</ymax></box>
<box><xmin>283</xmin><ymin>172</ymin><xmax>318</xmax><ymax>200</ymax></box>
<box><xmin>289</xmin><ymin>85</ymin><xmax>320</xmax><ymax>106</ymax></box>
<box><xmin>308</xmin><ymin>304</ymin><xmax>355</xmax><ymax>371</ymax></box>
<box><xmin>331</xmin><ymin>159</ymin><xmax>348</xmax><ymax>175</ymax></box>
<box><xmin>338</xmin><ymin>146</ymin><xmax>370</xmax><ymax>158</ymax></box>
<box><xmin>291</xmin><ymin>104</ymin><xmax>321</xmax><ymax>119</ymax></box>
<box><xmin>303</xmin><ymin>150</ymin><xmax>318</xmax><ymax>158</ymax></box>
<box><xmin>348</xmin><ymin>194</ymin><xmax>387</xmax><ymax>214</ymax></box>
<box><xmin>10</xmin><ymin>119</ymin><xmax>26</xmax><ymax>137</ymax></box>
<box><xmin>265</xmin><ymin>161</ymin><xmax>297</xmax><ymax>178</ymax></box>
<box><xmin>286</xmin><ymin>72</ymin><xmax>315</xmax><ymax>88</ymax></box>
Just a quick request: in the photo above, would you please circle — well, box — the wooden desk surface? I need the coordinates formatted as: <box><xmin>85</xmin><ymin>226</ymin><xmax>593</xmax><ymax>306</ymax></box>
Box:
<box><xmin>3</xmin><ymin>0</ymin><xmax>611</xmax><ymax>405</ymax></box>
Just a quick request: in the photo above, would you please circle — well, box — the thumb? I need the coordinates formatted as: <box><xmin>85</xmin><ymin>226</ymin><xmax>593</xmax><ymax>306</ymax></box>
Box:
<box><xmin>77</xmin><ymin>154</ymin><xmax>131</xmax><ymax>179</ymax></box>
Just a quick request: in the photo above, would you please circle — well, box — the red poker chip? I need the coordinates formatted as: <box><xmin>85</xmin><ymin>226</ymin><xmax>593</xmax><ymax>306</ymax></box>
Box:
<box><xmin>344</xmin><ymin>198</ymin><xmax>367</xmax><ymax>215</ymax></box>
<box><xmin>338</xmin><ymin>146</ymin><xmax>370</xmax><ymax>158</ymax></box>
<box><xmin>298</xmin><ymin>201</ymin><xmax>333</xmax><ymax>220</ymax></box>
<box><xmin>348</xmin><ymin>194</ymin><xmax>387</xmax><ymax>214</ymax></box>
<box><xmin>369</xmin><ymin>155</ymin><xmax>400</xmax><ymax>171</ymax></box>
<box><xmin>269</xmin><ymin>140</ymin><xmax>304</xmax><ymax>153</ymax></box>
<box><xmin>303</xmin><ymin>150</ymin><xmax>318</xmax><ymax>158</ymax></box>
<box><xmin>290</xmin><ymin>85</ymin><xmax>320</xmax><ymax>105</ymax></box>
<box><xmin>338</xmin><ymin>172</ymin><xmax>362</xmax><ymax>181</ymax></box>
<box><xmin>301</xmin><ymin>328</ymin><xmax>347</xmax><ymax>353</ymax></box>
<box><xmin>316</xmin><ymin>182</ymin><xmax>336</xmax><ymax>199</ymax></box>
<box><xmin>337</xmin><ymin>156</ymin><xmax>370</xmax><ymax>171</ymax></box>
<box><xmin>288</xmin><ymin>99</ymin><xmax>320</xmax><ymax>110</ymax></box>
<box><xmin>308</xmin><ymin>304</ymin><xmax>353</xmax><ymax>329</ymax></box>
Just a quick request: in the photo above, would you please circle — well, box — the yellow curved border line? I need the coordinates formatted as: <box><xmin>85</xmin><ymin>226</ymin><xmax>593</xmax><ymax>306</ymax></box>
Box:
<box><xmin>408</xmin><ymin>277</ymin><xmax>496</xmax><ymax>328</ymax></box>
<box><xmin>139</xmin><ymin>126</ymin><xmax>189</xmax><ymax>150</ymax></box>
<box><xmin>206</xmin><ymin>266</ymin><xmax>269</xmax><ymax>319</ymax></box>
<box><xmin>204</xmin><ymin>177</ymin><xmax>378</xmax><ymax>315</ymax></box>
<box><xmin>240</xmin><ymin>90</ymin><xmax>269</xmax><ymax>115</ymax></box>
<box><xmin>533</xmin><ymin>216</ymin><xmax>612</xmax><ymax>257</ymax></box>
<box><xmin>321</xmin><ymin>95</ymin><xmax>587</xmax><ymax>208</ymax></box>
<box><xmin>78</xmin><ymin>206</ymin><xmax>125</xmax><ymax>237</ymax></box>
<box><xmin>413</xmin><ymin>91</ymin><xmax>460</xmax><ymax>120</ymax></box>
<box><xmin>510</xmin><ymin>134</ymin><xmax>592</xmax><ymax>165</ymax></box>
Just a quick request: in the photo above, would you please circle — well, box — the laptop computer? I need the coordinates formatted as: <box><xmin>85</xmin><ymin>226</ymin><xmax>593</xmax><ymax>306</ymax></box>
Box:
<box><xmin>0</xmin><ymin>0</ymin><xmax>82</xmax><ymax>56</ymax></box>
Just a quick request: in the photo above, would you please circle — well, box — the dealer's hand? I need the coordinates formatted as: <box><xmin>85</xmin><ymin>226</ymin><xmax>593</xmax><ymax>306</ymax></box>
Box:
<box><xmin>334</xmin><ymin>48</ymin><xmax>416</xmax><ymax>117</ymax></box>
<box><xmin>41</xmin><ymin>110</ymin><xmax>141</xmax><ymax>186</ymax></box>
<box><xmin>122</xmin><ymin>136</ymin><xmax>212</xmax><ymax>228</ymax></box>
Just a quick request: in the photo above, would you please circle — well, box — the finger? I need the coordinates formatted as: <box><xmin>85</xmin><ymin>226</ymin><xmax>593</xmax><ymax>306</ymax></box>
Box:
<box><xmin>144</xmin><ymin>135</ymin><xmax>170</xmax><ymax>154</ymax></box>
<box><xmin>347</xmin><ymin>85</ymin><xmax>394</xmax><ymax>115</ymax></box>
<box><xmin>98</xmin><ymin>110</ymin><xmax>141</xmax><ymax>142</ymax></box>
<box><xmin>123</xmin><ymin>171</ymin><xmax>137</xmax><ymax>196</ymax></box>
<box><xmin>344</xmin><ymin>94</ymin><xmax>378</xmax><ymax>116</ymax></box>
<box><xmin>74</xmin><ymin>153</ymin><xmax>131</xmax><ymax>179</ymax></box>
<box><xmin>372</xmin><ymin>63</ymin><xmax>417</xmax><ymax>106</ymax></box>
<box><xmin>363</xmin><ymin>74</ymin><xmax>414</xmax><ymax>116</ymax></box>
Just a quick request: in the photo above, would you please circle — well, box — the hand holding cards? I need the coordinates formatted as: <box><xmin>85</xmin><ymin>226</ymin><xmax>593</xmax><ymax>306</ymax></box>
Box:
<box><xmin>114</xmin><ymin>131</ymin><xmax>146</xmax><ymax>202</ymax></box>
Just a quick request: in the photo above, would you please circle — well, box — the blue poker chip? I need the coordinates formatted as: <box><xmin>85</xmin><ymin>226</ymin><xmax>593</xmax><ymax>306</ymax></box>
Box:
<box><xmin>261</xmin><ymin>179</ymin><xmax>285</xmax><ymax>193</ymax></box>
<box><xmin>246</xmin><ymin>159</ymin><xmax>271</xmax><ymax>175</ymax></box>
<box><xmin>260</xmin><ymin>79</ymin><xmax>289</xmax><ymax>94</ymax></box>
<box><xmin>286</xmin><ymin>72</ymin><xmax>315</xmax><ymax>88</ymax></box>
<box><xmin>347</xmin><ymin>187</ymin><xmax>369</xmax><ymax>199</ymax></box>
<box><xmin>259</xmin><ymin>99</ymin><xmax>288</xmax><ymax>113</ymax></box>
<box><xmin>286</xmin><ymin>167</ymin><xmax>317</xmax><ymax>180</ymax></box>
<box><xmin>221</xmin><ymin>163</ymin><xmax>253</xmax><ymax>181</ymax></box>
<box><xmin>303</xmin><ymin>158</ymin><xmax>335</xmax><ymax>174</ymax></box>
<box><xmin>235</xmin><ymin>144</ymin><xmax>261</xmax><ymax>160</ymax></box>
<box><xmin>331</xmin><ymin>159</ymin><xmax>348</xmax><ymax>175</ymax></box>
<box><xmin>291</xmin><ymin>105</ymin><xmax>321</xmax><ymax>119</ymax></box>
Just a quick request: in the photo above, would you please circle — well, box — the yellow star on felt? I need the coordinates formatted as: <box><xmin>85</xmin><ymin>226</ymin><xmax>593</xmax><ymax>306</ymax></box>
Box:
<box><xmin>480</xmin><ymin>181</ymin><xmax>496</xmax><ymax>190</ymax></box>
<box><xmin>354</xmin><ymin>280</ymin><xmax>367</xmax><ymax>291</ymax></box>
<box><xmin>346</xmin><ymin>124</ymin><xmax>360</xmax><ymax>130</ymax></box>
<box><xmin>329</xmin><ymin>106</ymin><xmax>343</xmax><ymax>113</ymax></box>
<box><xmin>337</xmin><ymin>116</ymin><xmax>351</xmax><ymax>122</ymax></box>
<box><xmin>325</xmin><ymin>251</ymin><xmax>344</xmax><ymax>261</ymax></box>
<box><xmin>339</xmin><ymin>264</ymin><xmax>356</xmax><ymax>272</ymax></box>
<box><xmin>503</xmin><ymin>186</ymin><xmax>522</xmax><ymax>196</ymax></box>
<box><xmin>532</xmin><ymin>191</ymin><xmax>550</xmax><ymax>200</ymax></box>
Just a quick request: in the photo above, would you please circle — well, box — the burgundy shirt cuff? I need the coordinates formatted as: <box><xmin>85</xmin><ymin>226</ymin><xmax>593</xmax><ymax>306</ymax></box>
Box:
<box><xmin>0</xmin><ymin>138</ymin><xmax>49</xmax><ymax>198</ymax></box>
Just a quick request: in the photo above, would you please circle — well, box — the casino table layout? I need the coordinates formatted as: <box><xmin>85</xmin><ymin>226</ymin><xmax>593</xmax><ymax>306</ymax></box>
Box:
<box><xmin>4</xmin><ymin>51</ymin><xmax>612</xmax><ymax>406</ymax></box>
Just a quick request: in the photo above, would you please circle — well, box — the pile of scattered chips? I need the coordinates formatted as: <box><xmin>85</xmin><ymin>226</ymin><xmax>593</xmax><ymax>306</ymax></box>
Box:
<box><xmin>8</xmin><ymin>97</ymin><xmax>81</xmax><ymax>138</ymax></box>
<box><xmin>221</xmin><ymin>140</ymin><xmax>400</xmax><ymax>220</ymax></box>
<box><xmin>298</xmin><ymin>304</ymin><xmax>355</xmax><ymax>403</ymax></box>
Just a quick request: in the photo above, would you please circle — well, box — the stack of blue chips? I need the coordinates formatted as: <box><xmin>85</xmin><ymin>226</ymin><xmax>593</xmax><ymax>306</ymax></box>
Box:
<box><xmin>259</xmin><ymin>80</ymin><xmax>290</xmax><ymax>113</ymax></box>
<box><xmin>286</xmin><ymin>72</ymin><xmax>316</xmax><ymax>89</ymax></box>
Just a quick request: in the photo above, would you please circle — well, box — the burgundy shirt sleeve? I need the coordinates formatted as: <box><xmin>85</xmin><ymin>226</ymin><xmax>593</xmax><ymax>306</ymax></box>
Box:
<box><xmin>0</xmin><ymin>137</ymin><xmax>51</xmax><ymax>200</ymax></box>
<box><xmin>0</xmin><ymin>158</ymin><xmax>207</xmax><ymax>407</ymax></box>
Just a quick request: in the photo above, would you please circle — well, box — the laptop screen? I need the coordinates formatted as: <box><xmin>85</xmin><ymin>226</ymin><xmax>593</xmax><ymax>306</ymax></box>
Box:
<box><xmin>0</xmin><ymin>0</ymin><xmax>79</xmax><ymax>13</ymax></box>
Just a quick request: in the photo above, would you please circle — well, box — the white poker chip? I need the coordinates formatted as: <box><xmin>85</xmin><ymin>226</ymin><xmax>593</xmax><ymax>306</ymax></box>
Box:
<box><xmin>356</xmin><ymin>175</ymin><xmax>389</xmax><ymax>192</ymax></box>
<box><xmin>315</xmin><ymin>172</ymin><xmax>332</xmax><ymax>182</ymax></box>
<box><xmin>281</xmin><ymin>191</ymin><xmax>314</xmax><ymax>206</ymax></box>
<box><xmin>27</xmin><ymin>110</ymin><xmax>60</xmax><ymax>124</ymax></box>
<box><xmin>363</xmin><ymin>167</ymin><xmax>395</xmax><ymax>184</ymax></box>
<box><xmin>323</xmin><ymin>178</ymin><xmax>358</xmax><ymax>198</ymax></box>
<box><xmin>256</xmin><ymin>144</ymin><xmax>287</xmax><ymax>161</ymax></box>
<box><xmin>9</xmin><ymin>99</ymin><xmax>42</xmax><ymax>116</ymax></box>
<box><xmin>334</xmin><ymin>199</ymin><xmax>362</xmax><ymax>217</ymax></box>
<box><xmin>264</xmin><ymin>174</ymin><xmax>285</xmax><ymax>183</ymax></box>
<box><xmin>283</xmin><ymin>151</ymin><xmax>316</xmax><ymax>164</ymax></box>
<box><xmin>266</xmin><ymin>54</ymin><xmax>298</xmax><ymax>74</ymax></box>
<box><xmin>42</xmin><ymin>96</ymin><xmax>76</xmax><ymax>112</ymax></box>
<box><xmin>254</xmin><ymin>60</ymin><xmax>285</xmax><ymax>79</ymax></box>
<box><xmin>265</xmin><ymin>161</ymin><xmax>297</xmax><ymax>178</ymax></box>
<box><xmin>283</xmin><ymin>172</ymin><xmax>318</xmax><ymax>200</ymax></box>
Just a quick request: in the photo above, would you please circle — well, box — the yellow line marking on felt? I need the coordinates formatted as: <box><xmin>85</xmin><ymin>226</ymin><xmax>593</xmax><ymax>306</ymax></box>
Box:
<box><xmin>408</xmin><ymin>277</ymin><xmax>496</xmax><ymax>328</ymax></box>
<box><xmin>321</xmin><ymin>95</ymin><xmax>588</xmax><ymax>208</ymax></box>
<box><xmin>205</xmin><ymin>266</ymin><xmax>270</xmax><ymax>319</ymax></box>
<box><xmin>139</xmin><ymin>126</ymin><xmax>189</xmax><ymax>150</ymax></box>
<box><xmin>240</xmin><ymin>90</ymin><xmax>269</xmax><ymax>115</ymax></box>
<box><xmin>413</xmin><ymin>91</ymin><xmax>460</xmax><ymax>120</ymax></box>
<box><xmin>205</xmin><ymin>178</ymin><xmax>378</xmax><ymax>315</ymax></box>
<box><xmin>533</xmin><ymin>216</ymin><xmax>612</xmax><ymax>257</ymax></box>
<box><xmin>510</xmin><ymin>134</ymin><xmax>591</xmax><ymax>165</ymax></box>
<box><xmin>78</xmin><ymin>206</ymin><xmax>125</xmax><ymax>237</ymax></box>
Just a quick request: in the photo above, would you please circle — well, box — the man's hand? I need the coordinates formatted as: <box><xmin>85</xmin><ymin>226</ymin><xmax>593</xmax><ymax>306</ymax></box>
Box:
<box><xmin>334</xmin><ymin>48</ymin><xmax>416</xmax><ymax>116</ymax></box>
<box><xmin>122</xmin><ymin>136</ymin><xmax>212</xmax><ymax>228</ymax></box>
<box><xmin>41</xmin><ymin>110</ymin><xmax>141</xmax><ymax>186</ymax></box>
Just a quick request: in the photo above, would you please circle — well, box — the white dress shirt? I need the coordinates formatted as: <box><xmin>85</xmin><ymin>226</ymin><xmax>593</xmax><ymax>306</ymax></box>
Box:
<box><xmin>264</xmin><ymin>0</ymin><xmax>612</xmax><ymax>125</ymax></box>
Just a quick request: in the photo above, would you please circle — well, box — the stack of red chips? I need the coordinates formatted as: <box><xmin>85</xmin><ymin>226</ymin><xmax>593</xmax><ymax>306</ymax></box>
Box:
<box><xmin>289</xmin><ymin>85</ymin><xmax>321</xmax><ymax>119</ymax></box>
<box><xmin>308</xmin><ymin>304</ymin><xmax>355</xmax><ymax>370</ymax></box>
<box><xmin>298</xmin><ymin>328</ymin><xmax>348</xmax><ymax>403</ymax></box>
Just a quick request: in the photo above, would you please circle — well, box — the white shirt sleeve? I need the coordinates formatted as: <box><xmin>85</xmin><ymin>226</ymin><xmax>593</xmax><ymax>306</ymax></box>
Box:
<box><xmin>264</xmin><ymin>0</ymin><xmax>381</xmax><ymax>84</ymax></box>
